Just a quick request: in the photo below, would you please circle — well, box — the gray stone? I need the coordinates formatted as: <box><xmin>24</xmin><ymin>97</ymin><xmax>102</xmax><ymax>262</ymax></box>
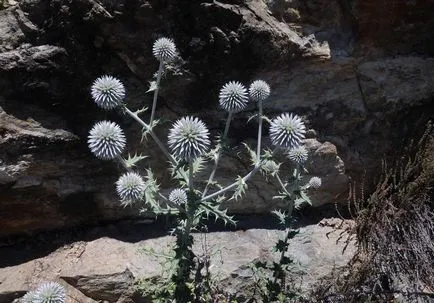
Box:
<box><xmin>0</xmin><ymin>223</ymin><xmax>356</xmax><ymax>302</ymax></box>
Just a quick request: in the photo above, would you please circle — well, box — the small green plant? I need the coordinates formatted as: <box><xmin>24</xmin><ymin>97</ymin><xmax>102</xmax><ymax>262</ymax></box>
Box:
<box><xmin>87</xmin><ymin>37</ymin><xmax>320</xmax><ymax>302</ymax></box>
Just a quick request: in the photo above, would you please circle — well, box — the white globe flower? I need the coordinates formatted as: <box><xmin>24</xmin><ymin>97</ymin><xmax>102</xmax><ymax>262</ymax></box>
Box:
<box><xmin>90</xmin><ymin>75</ymin><xmax>125</xmax><ymax>110</ymax></box>
<box><xmin>169</xmin><ymin>188</ymin><xmax>187</xmax><ymax>205</ymax></box>
<box><xmin>116</xmin><ymin>172</ymin><xmax>146</xmax><ymax>206</ymax></box>
<box><xmin>286</xmin><ymin>145</ymin><xmax>308</xmax><ymax>164</ymax></box>
<box><xmin>308</xmin><ymin>177</ymin><xmax>322</xmax><ymax>189</ymax></box>
<box><xmin>33</xmin><ymin>282</ymin><xmax>66</xmax><ymax>303</ymax></box>
<box><xmin>88</xmin><ymin>121</ymin><xmax>126</xmax><ymax>160</ymax></box>
<box><xmin>153</xmin><ymin>37</ymin><xmax>177</xmax><ymax>61</ymax></box>
<box><xmin>21</xmin><ymin>290</ymin><xmax>37</xmax><ymax>303</ymax></box>
<box><xmin>168</xmin><ymin>116</ymin><xmax>210</xmax><ymax>161</ymax></box>
<box><xmin>218</xmin><ymin>81</ymin><xmax>249</xmax><ymax>113</ymax></box>
<box><xmin>249</xmin><ymin>80</ymin><xmax>270</xmax><ymax>102</ymax></box>
<box><xmin>269</xmin><ymin>113</ymin><xmax>306</xmax><ymax>149</ymax></box>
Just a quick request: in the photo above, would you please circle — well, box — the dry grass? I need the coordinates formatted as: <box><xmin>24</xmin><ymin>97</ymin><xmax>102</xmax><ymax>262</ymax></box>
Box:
<box><xmin>312</xmin><ymin>122</ymin><xmax>434</xmax><ymax>303</ymax></box>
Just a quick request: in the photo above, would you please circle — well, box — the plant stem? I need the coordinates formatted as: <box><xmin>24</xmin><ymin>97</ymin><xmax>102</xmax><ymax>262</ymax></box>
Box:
<box><xmin>202</xmin><ymin>111</ymin><xmax>233</xmax><ymax>198</ymax></box>
<box><xmin>256</xmin><ymin>100</ymin><xmax>263</xmax><ymax>159</ymax></box>
<box><xmin>200</xmin><ymin>110</ymin><xmax>270</xmax><ymax>203</ymax></box>
<box><xmin>124</xmin><ymin>107</ymin><xmax>189</xmax><ymax>183</ymax></box>
<box><xmin>124</xmin><ymin>107</ymin><xmax>173</xmax><ymax>164</ymax></box>
<box><xmin>188</xmin><ymin>160</ymin><xmax>194</xmax><ymax>190</ymax></box>
<box><xmin>149</xmin><ymin>60</ymin><xmax>164</xmax><ymax>125</ymax></box>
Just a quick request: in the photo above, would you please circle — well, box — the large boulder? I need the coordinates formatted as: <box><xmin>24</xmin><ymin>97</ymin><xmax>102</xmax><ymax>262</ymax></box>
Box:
<box><xmin>0</xmin><ymin>0</ymin><xmax>433</xmax><ymax>236</ymax></box>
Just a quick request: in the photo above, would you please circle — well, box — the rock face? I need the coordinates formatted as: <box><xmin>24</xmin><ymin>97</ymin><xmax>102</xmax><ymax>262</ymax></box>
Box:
<box><xmin>0</xmin><ymin>221</ymin><xmax>356</xmax><ymax>302</ymax></box>
<box><xmin>0</xmin><ymin>0</ymin><xmax>433</xmax><ymax>236</ymax></box>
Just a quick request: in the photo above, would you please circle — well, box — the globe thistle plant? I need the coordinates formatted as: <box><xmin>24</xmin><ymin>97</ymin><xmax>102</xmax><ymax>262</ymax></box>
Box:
<box><xmin>249</xmin><ymin>80</ymin><xmax>270</xmax><ymax>102</ymax></box>
<box><xmin>169</xmin><ymin>188</ymin><xmax>187</xmax><ymax>205</ymax></box>
<box><xmin>88</xmin><ymin>121</ymin><xmax>126</xmax><ymax>160</ymax></box>
<box><xmin>91</xmin><ymin>75</ymin><xmax>125</xmax><ymax>110</ymax></box>
<box><xmin>219</xmin><ymin>81</ymin><xmax>249</xmax><ymax>113</ymax></box>
<box><xmin>116</xmin><ymin>172</ymin><xmax>146</xmax><ymax>206</ymax></box>
<box><xmin>21</xmin><ymin>290</ymin><xmax>37</xmax><ymax>303</ymax></box>
<box><xmin>33</xmin><ymin>282</ymin><xmax>66</xmax><ymax>303</ymax></box>
<box><xmin>269</xmin><ymin>113</ymin><xmax>306</xmax><ymax>149</ymax></box>
<box><xmin>153</xmin><ymin>37</ymin><xmax>177</xmax><ymax>62</ymax></box>
<box><xmin>308</xmin><ymin>176</ymin><xmax>322</xmax><ymax>189</ymax></box>
<box><xmin>168</xmin><ymin>116</ymin><xmax>210</xmax><ymax>161</ymax></box>
<box><xmin>286</xmin><ymin>145</ymin><xmax>308</xmax><ymax>164</ymax></box>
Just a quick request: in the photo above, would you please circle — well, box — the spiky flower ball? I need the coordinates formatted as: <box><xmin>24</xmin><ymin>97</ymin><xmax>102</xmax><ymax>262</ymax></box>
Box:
<box><xmin>308</xmin><ymin>177</ymin><xmax>322</xmax><ymax>189</ymax></box>
<box><xmin>21</xmin><ymin>290</ymin><xmax>37</xmax><ymax>303</ymax></box>
<box><xmin>269</xmin><ymin>113</ymin><xmax>306</xmax><ymax>149</ymax></box>
<box><xmin>33</xmin><ymin>282</ymin><xmax>66</xmax><ymax>303</ymax></box>
<box><xmin>249</xmin><ymin>80</ymin><xmax>270</xmax><ymax>102</ymax></box>
<box><xmin>91</xmin><ymin>75</ymin><xmax>125</xmax><ymax>110</ymax></box>
<box><xmin>153</xmin><ymin>37</ymin><xmax>177</xmax><ymax>61</ymax></box>
<box><xmin>168</xmin><ymin>116</ymin><xmax>210</xmax><ymax>161</ymax></box>
<box><xmin>116</xmin><ymin>172</ymin><xmax>146</xmax><ymax>206</ymax></box>
<box><xmin>88</xmin><ymin>121</ymin><xmax>126</xmax><ymax>160</ymax></box>
<box><xmin>286</xmin><ymin>145</ymin><xmax>308</xmax><ymax>164</ymax></box>
<box><xmin>169</xmin><ymin>188</ymin><xmax>187</xmax><ymax>205</ymax></box>
<box><xmin>261</xmin><ymin>159</ymin><xmax>280</xmax><ymax>175</ymax></box>
<box><xmin>219</xmin><ymin>81</ymin><xmax>249</xmax><ymax>113</ymax></box>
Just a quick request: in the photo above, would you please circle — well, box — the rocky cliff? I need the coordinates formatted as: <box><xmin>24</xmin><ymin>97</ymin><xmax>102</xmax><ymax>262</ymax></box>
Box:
<box><xmin>1</xmin><ymin>0</ymin><xmax>433</xmax><ymax>237</ymax></box>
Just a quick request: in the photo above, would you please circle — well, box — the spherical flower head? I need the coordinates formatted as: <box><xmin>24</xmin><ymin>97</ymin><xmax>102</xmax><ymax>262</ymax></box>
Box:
<box><xmin>116</xmin><ymin>172</ymin><xmax>146</xmax><ymax>206</ymax></box>
<box><xmin>153</xmin><ymin>37</ymin><xmax>177</xmax><ymax>62</ymax></box>
<box><xmin>88</xmin><ymin>121</ymin><xmax>126</xmax><ymax>160</ymax></box>
<box><xmin>269</xmin><ymin>113</ymin><xmax>306</xmax><ymax>149</ymax></box>
<box><xmin>249</xmin><ymin>80</ymin><xmax>270</xmax><ymax>102</ymax></box>
<box><xmin>286</xmin><ymin>145</ymin><xmax>308</xmax><ymax>164</ymax></box>
<box><xmin>261</xmin><ymin>159</ymin><xmax>279</xmax><ymax>175</ymax></box>
<box><xmin>91</xmin><ymin>75</ymin><xmax>125</xmax><ymax>110</ymax></box>
<box><xmin>308</xmin><ymin>176</ymin><xmax>322</xmax><ymax>189</ymax></box>
<box><xmin>219</xmin><ymin>81</ymin><xmax>249</xmax><ymax>113</ymax></box>
<box><xmin>168</xmin><ymin>116</ymin><xmax>210</xmax><ymax>161</ymax></box>
<box><xmin>33</xmin><ymin>282</ymin><xmax>66</xmax><ymax>303</ymax></box>
<box><xmin>21</xmin><ymin>290</ymin><xmax>37</xmax><ymax>303</ymax></box>
<box><xmin>169</xmin><ymin>188</ymin><xmax>187</xmax><ymax>205</ymax></box>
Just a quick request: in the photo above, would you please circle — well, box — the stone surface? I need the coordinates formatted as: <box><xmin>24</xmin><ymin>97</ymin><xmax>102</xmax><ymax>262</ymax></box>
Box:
<box><xmin>0</xmin><ymin>221</ymin><xmax>356</xmax><ymax>302</ymax></box>
<box><xmin>0</xmin><ymin>0</ymin><xmax>433</xmax><ymax>236</ymax></box>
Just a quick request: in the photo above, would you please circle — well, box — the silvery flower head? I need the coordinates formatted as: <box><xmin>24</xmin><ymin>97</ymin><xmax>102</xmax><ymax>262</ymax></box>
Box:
<box><xmin>153</xmin><ymin>37</ymin><xmax>177</xmax><ymax>62</ymax></box>
<box><xmin>219</xmin><ymin>81</ymin><xmax>249</xmax><ymax>113</ymax></box>
<box><xmin>21</xmin><ymin>290</ymin><xmax>37</xmax><ymax>303</ymax></box>
<box><xmin>33</xmin><ymin>282</ymin><xmax>66</xmax><ymax>303</ymax></box>
<box><xmin>286</xmin><ymin>145</ymin><xmax>308</xmax><ymax>164</ymax></box>
<box><xmin>249</xmin><ymin>80</ymin><xmax>270</xmax><ymax>102</ymax></box>
<box><xmin>261</xmin><ymin>159</ymin><xmax>280</xmax><ymax>175</ymax></box>
<box><xmin>88</xmin><ymin>121</ymin><xmax>126</xmax><ymax>160</ymax></box>
<box><xmin>169</xmin><ymin>188</ymin><xmax>187</xmax><ymax>205</ymax></box>
<box><xmin>116</xmin><ymin>172</ymin><xmax>146</xmax><ymax>206</ymax></box>
<box><xmin>308</xmin><ymin>176</ymin><xmax>322</xmax><ymax>189</ymax></box>
<box><xmin>91</xmin><ymin>75</ymin><xmax>125</xmax><ymax>110</ymax></box>
<box><xmin>269</xmin><ymin>113</ymin><xmax>306</xmax><ymax>149</ymax></box>
<box><xmin>168</xmin><ymin>116</ymin><xmax>210</xmax><ymax>161</ymax></box>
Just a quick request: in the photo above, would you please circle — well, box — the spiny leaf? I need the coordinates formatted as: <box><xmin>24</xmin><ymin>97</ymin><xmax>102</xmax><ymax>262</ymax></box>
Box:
<box><xmin>230</xmin><ymin>176</ymin><xmax>247</xmax><ymax>201</ymax></box>
<box><xmin>242</xmin><ymin>143</ymin><xmax>258</xmax><ymax>166</ymax></box>
<box><xmin>124</xmin><ymin>153</ymin><xmax>147</xmax><ymax>168</ymax></box>
<box><xmin>146</xmin><ymin>81</ymin><xmax>158</xmax><ymax>93</ymax></box>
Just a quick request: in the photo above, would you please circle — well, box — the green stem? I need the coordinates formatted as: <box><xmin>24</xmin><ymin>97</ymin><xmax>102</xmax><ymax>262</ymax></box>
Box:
<box><xmin>201</xmin><ymin>111</ymin><xmax>233</xmax><ymax>198</ymax></box>
<box><xmin>200</xmin><ymin>111</ymin><xmax>271</xmax><ymax>203</ymax></box>
<box><xmin>256</xmin><ymin>100</ymin><xmax>263</xmax><ymax>159</ymax></box>
<box><xmin>188</xmin><ymin>160</ymin><xmax>194</xmax><ymax>191</ymax></box>
<box><xmin>149</xmin><ymin>60</ymin><xmax>164</xmax><ymax>125</ymax></box>
<box><xmin>124</xmin><ymin>107</ymin><xmax>189</xmax><ymax>184</ymax></box>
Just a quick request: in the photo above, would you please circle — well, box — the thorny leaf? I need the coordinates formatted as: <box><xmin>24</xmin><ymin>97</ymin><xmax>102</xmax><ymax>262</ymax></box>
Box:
<box><xmin>230</xmin><ymin>176</ymin><xmax>247</xmax><ymax>201</ymax></box>
<box><xmin>124</xmin><ymin>153</ymin><xmax>147</xmax><ymax>168</ymax></box>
